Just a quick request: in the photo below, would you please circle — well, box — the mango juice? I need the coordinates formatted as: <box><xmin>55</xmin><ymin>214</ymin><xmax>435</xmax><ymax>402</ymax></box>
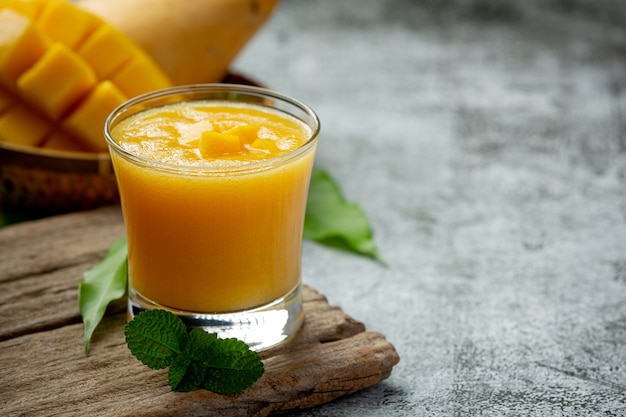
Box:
<box><xmin>107</xmin><ymin>89</ymin><xmax>318</xmax><ymax>314</ymax></box>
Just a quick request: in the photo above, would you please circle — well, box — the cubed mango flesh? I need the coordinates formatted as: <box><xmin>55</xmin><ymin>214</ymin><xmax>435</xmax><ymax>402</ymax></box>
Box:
<box><xmin>17</xmin><ymin>42</ymin><xmax>97</xmax><ymax>120</ymax></box>
<box><xmin>36</xmin><ymin>0</ymin><xmax>101</xmax><ymax>49</ymax></box>
<box><xmin>0</xmin><ymin>103</ymin><xmax>50</xmax><ymax>146</ymax></box>
<box><xmin>62</xmin><ymin>80</ymin><xmax>127</xmax><ymax>152</ymax></box>
<box><xmin>77</xmin><ymin>24</ymin><xmax>136</xmax><ymax>80</ymax></box>
<box><xmin>200</xmin><ymin>131</ymin><xmax>242</xmax><ymax>157</ymax></box>
<box><xmin>225</xmin><ymin>124</ymin><xmax>260</xmax><ymax>145</ymax></box>
<box><xmin>109</xmin><ymin>53</ymin><xmax>171</xmax><ymax>98</ymax></box>
<box><xmin>250</xmin><ymin>138</ymin><xmax>279</xmax><ymax>154</ymax></box>
<box><xmin>0</xmin><ymin>8</ymin><xmax>49</xmax><ymax>89</ymax></box>
<box><xmin>0</xmin><ymin>0</ymin><xmax>172</xmax><ymax>153</ymax></box>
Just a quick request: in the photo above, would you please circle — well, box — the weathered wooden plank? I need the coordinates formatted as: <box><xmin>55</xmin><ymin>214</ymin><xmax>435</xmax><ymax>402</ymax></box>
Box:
<box><xmin>0</xmin><ymin>206</ymin><xmax>125</xmax><ymax>341</ymax></box>
<box><xmin>0</xmin><ymin>286</ymin><xmax>399</xmax><ymax>416</ymax></box>
<box><xmin>0</xmin><ymin>206</ymin><xmax>124</xmax><ymax>282</ymax></box>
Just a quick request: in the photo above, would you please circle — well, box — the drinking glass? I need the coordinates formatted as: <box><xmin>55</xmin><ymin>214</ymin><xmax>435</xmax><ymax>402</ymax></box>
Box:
<box><xmin>105</xmin><ymin>84</ymin><xmax>320</xmax><ymax>350</ymax></box>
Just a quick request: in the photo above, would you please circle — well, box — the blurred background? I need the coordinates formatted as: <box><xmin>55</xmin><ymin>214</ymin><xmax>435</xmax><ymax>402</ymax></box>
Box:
<box><xmin>233</xmin><ymin>1</ymin><xmax>626</xmax><ymax>415</ymax></box>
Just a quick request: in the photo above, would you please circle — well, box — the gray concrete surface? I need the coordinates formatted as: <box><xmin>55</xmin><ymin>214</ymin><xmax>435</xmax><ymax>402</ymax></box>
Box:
<box><xmin>234</xmin><ymin>1</ymin><xmax>626</xmax><ymax>415</ymax></box>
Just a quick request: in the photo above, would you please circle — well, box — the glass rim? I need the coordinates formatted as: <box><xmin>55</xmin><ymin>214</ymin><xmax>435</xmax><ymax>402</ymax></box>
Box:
<box><xmin>104</xmin><ymin>83</ymin><xmax>320</xmax><ymax>175</ymax></box>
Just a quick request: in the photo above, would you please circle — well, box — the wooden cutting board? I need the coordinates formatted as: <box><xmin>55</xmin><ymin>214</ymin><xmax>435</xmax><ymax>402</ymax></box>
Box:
<box><xmin>0</xmin><ymin>206</ymin><xmax>399</xmax><ymax>416</ymax></box>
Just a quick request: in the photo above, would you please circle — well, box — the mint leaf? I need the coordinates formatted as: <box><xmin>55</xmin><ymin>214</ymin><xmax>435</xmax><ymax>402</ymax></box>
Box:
<box><xmin>168</xmin><ymin>329</ymin><xmax>216</xmax><ymax>392</ymax></box>
<box><xmin>79</xmin><ymin>236</ymin><xmax>128</xmax><ymax>355</ymax></box>
<box><xmin>199</xmin><ymin>336</ymin><xmax>265</xmax><ymax>394</ymax></box>
<box><xmin>124</xmin><ymin>309</ymin><xmax>188</xmax><ymax>370</ymax></box>
<box><xmin>305</xmin><ymin>168</ymin><xmax>384</xmax><ymax>263</ymax></box>
<box><xmin>168</xmin><ymin>351</ymin><xmax>207</xmax><ymax>392</ymax></box>
<box><xmin>125</xmin><ymin>311</ymin><xmax>264</xmax><ymax>394</ymax></box>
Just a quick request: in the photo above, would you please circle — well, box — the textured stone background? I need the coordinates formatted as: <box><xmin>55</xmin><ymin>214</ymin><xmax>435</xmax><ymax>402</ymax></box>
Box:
<box><xmin>234</xmin><ymin>1</ymin><xmax>626</xmax><ymax>415</ymax></box>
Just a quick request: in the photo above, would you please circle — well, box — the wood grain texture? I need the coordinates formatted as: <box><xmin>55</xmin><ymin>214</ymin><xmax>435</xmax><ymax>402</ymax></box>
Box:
<box><xmin>0</xmin><ymin>206</ymin><xmax>399</xmax><ymax>416</ymax></box>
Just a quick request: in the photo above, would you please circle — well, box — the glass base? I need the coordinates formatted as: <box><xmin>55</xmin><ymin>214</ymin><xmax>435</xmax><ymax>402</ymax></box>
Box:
<box><xmin>128</xmin><ymin>285</ymin><xmax>304</xmax><ymax>351</ymax></box>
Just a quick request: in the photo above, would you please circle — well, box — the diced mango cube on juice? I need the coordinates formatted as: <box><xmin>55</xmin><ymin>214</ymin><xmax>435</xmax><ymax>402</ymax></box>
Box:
<box><xmin>0</xmin><ymin>103</ymin><xmax>50</xmax><ymax>146</ymax></box>
<box><xmin>36</xmin><ymin>0</ymin><xmax>101</xmax><ymax>49</ymax></box>
<box><xmin>17</xmin><ymin>42</ymin><xmax>97</xmax><ymax>120</ymax></box>
<box><xmin>224</xmin><ymin>124</ymin><xmax>259</xmax><ymax>145</ymax></box>
<box><xmin>0</xmin><ymin>8</ymin><xmax>49</xmax><ymax>89</ymax></box>
<box><xmin>250</xmin><ymin>138</ymin><xmax>279</xmax><ymax>154</ymax></box>
<box><xmin>110</xmin><ymin>53</ymin><xmax>171</xmax><ymax>98</ymax></box>
<box><xmin>200</xmin><ymin>131</ymin><xmax>242</xmax><ymax>157</ymax></box>
<box><xmin>77</xmin><ymin>24</ymin><xmax>136</xmax><ymax>80</ymax></box>
<box><xmin>62</xmin><ymin>80</ymin><xmax>127</xmax><ymax>152</ymax></box>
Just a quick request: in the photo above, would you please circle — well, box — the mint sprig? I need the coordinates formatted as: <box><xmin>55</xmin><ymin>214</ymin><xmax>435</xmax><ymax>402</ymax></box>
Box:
<box><xmin>125</xmin><ymin>309</ymin><xmax>264</xmax><ymax>393</ymax></box>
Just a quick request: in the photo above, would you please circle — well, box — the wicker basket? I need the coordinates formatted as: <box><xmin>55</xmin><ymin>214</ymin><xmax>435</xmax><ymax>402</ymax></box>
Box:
<box><xmin>0</xmin><ymin>73</ymin><xmax>260</xmax><ymax>214</ymax></box>
<box><xmin>0</xmin><ymin>143</ymin><xmax>118</xmax><ymax>213</ymax></box>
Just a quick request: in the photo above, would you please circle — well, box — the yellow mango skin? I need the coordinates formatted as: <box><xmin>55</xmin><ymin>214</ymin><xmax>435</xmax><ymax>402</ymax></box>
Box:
<box><xmin>0</xmin><ymin>0</ymin><xmax>172</xmax><ymax>153</ymax></box>
<box><xmin>17</xmin><ymin>42</ymin><xmax>97</xmax><ymax>120</ymax></box>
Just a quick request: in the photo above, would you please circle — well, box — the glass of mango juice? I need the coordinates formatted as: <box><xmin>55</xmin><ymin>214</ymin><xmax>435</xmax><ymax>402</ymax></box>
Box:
<box><xmin>104</xmin><ymin>84</ymin><xmax>320</xmax><ymax>350</ymax></box>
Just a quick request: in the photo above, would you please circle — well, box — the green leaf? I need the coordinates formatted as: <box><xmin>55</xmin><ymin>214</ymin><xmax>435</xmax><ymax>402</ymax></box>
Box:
<box><xmin>126</xmin><ymin>314</ymin><xmax>264</xmax><ymax>394</ymax></box>
<box><xmin>198</xmin><ymin>336</ymin><xmax>265</xmax><ymax>395</ymax></box>
<box><xmin>185</xmin><ymin>328</ymin><xmax>219</xmax><ymax>361</ymax></box>
<box><xmin>168</xmin><ymin>351</ymin><xmax>207</xmax><ymax>392</ymax></box>
<box><xmin>168</xmin><ymin>329</ymin><xmax>216</xmax><ymax>392</ymax></box>
<box><xmin>79</xmin><ymin>236</ymin><xmax>128</xmax><ymax>355</ymax></box>
<box><xmin>124</xmin><ymin>309</ymin><xmax>188</xmax><ymax>370</ymax></box>
<box><xmin>304</xmin><ymin>168</ymin><xmax>385</xmax><ymax>263</ymax></box>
